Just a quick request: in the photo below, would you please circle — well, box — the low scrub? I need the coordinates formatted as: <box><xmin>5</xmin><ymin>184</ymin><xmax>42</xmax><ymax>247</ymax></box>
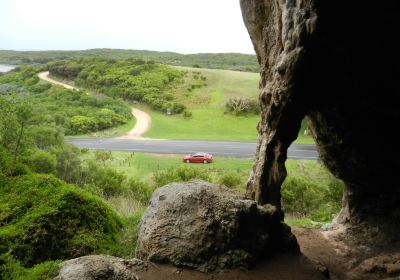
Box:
<box><xmin>47</xmin><ymin>58</ymin><xmax>188</xmax><ymax>115</ymax></box>
<box><xmin>152</xmin><ymin>166</ymin><xmax>211</xmax><ymax>188</ymax></box>
<box><xmin>218</xmin><ymin>172</ymin><xmax>243</xmax><ymax>189</ymax></box>
<box><xmin>225</xmin><ymin>97</ymin><xmax>260</xmax><ymax>115</ymax></box>
<box><xmin>0</xmin><ymin>172</ymin><xmax>123</xmax><ymax>267</ymax></box>
<box><xmin>281</xmin><ymin>174</ymin><xmax>344</xmax><ymax>222</ymax></box>
<box><xmin>0</xmin><ymin>67</ymin><xmax>132</xmax><ymax>136</ymax></box>
<box><xmin>0</xmin><ymin>255</ymin><xmax>60</xmax><ymax>280</ymax></box>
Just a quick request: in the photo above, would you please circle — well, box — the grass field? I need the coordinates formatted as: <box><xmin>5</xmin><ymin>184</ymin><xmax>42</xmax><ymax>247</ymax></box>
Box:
<box><xmin>86</xmin><ymin>151</ymin><xmax>329</xmax><ymax>190</ymax></box>
<box><xmin>139</xmin><ymin>67</ymin><xmax>314</xmax><ymax>143</ymax></box>
<box><xmin>82</xmin><ymin>150</ymin><xmax>340</xmax><ymax>226</ymax></box>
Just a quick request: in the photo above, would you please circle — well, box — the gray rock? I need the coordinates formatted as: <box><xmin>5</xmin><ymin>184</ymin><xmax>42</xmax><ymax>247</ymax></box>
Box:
<box><xmin>53</xmin><ymin>255</ymin><xmax>147</xmax><ymax>280</ymax></box>
<box><xmin>135</xmin><ymin>180</ymin><xmax>298</xmax><ymax>272</ymax></box>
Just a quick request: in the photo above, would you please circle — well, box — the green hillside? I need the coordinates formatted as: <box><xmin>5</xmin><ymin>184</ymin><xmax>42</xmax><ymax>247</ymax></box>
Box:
<box><xmin>0</xmin><ymin>49</ymin><xmax>259</xmax><ymax>72</ymax></box>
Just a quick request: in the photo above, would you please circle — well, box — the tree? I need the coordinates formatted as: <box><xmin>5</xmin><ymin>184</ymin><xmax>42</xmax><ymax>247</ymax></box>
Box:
<box><xmin>0</xmin><ymin>96</ymin><xmax>33</xmax><ymax>162</ymax></box>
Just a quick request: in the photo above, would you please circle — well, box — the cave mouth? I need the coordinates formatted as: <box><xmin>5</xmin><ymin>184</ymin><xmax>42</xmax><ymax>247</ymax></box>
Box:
<box><xmin>241</xmin><ymin>0</ymin><xmax>400</xmax><ymax>225</ymax></box>
<box><xmin>240</xmin><ymin>0</ymin><xmax>400</xmax><ymax>271</ymax></box>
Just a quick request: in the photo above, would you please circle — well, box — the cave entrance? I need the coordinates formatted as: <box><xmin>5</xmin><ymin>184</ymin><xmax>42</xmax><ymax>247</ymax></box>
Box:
<box><xmin>279</xmin><ymin>117</ymin><xmax>345</xmax><ymax>228</ymax></box>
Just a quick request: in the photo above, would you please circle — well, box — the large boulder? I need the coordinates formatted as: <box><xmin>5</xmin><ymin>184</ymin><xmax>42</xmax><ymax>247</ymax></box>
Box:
<box><xmin>135</xmin><ymin>180</ymin><xmax>298</xmax><ymax>272</ymax></box>
<box><xmin>53</xmin><ymin>255</ymin><xmax>146</xmax><ymax>280</ymax></box>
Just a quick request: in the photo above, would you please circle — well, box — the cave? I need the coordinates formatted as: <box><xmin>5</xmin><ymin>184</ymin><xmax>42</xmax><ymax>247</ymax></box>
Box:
<box><xmin>241</xmin><ymin>0</ymin><xmax>399</xmax><ymax>226</ymax></box>
<box><xmin>240</xmin><ymin>0</ymin><xmax>400</xmax><ymax>258</ymax></box>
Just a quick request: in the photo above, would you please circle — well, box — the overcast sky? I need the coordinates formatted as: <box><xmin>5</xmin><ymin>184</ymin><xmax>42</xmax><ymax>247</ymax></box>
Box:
<box><xmin>0</xmin><ymin>0</ymin><xmax>255</xmax><ymax>54</ymax></box>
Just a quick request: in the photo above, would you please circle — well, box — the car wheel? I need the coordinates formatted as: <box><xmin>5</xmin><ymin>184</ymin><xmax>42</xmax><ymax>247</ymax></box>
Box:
<box><xmin>203</xmin><ymin>160</ymin><xmax>208</xmax><ymax>164</ymax></box>
<box><xmin>186</xmin><ymin>159</ymin><xmax>190</xmax><ymax>163</ymax></box>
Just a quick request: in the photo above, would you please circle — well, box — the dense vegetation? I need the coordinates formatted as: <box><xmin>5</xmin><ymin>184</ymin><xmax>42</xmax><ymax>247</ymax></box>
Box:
<box><xmin>0</xmin><ymin>94</ymin><xmax>133</xmax><ymax>279</ymax></box>
<box><xmin>0</xmin><ymin>66</ymin><xmax>132</xmax><ymax>135</ymax></box>
<box><xmin>0</xmin><ymin>49</ymin><xmax>259</xmax><ymax>72</ymax></box>
<box><xmin>47</xmin><ymin>58</ymin><xmax>193</xmax><ymax>115</ymax></box>
<box><xmin>0</xmin><ymin>59</ymin><xmax>339</xmax><ymax>279</ymax></box>
<box><xmin>0</xmin><ymin>81</ymin><xmax>144</xmax><ymax>280</ymax></box>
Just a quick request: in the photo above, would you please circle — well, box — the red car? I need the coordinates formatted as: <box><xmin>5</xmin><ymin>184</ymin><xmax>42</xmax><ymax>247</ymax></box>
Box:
<box><xmin>183</xmin><ymin>152</ymin><xmax>213</xmax><ymax>164</ymax></box>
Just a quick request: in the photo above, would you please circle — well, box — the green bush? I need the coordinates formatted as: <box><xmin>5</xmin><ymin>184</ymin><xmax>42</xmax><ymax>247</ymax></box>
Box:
<box><xmin>172</xmin><ymin>102</ymin><xmax>186</xmax><ymax>114</ymax></box>
<box><xmin>124</xmin><ymin>179</ymin><xmax>154</xmax><ymax>204</ymax></box>
<box><xmin>70</xmin><ymin>115</ymin><xmax>97</xmax><ymax>134</ymax></box>
<box><xmin>30</xmin><ymin>126</ymin><xmax>64</xmax><ymax>150</ymax></box>
<box><xmin>0</xmin><ymin>173</ymin><xmax>123</xmax><ymax>267</ymax></box>
<box><xmin>183</xmin><ymin>110</ymin><xmax>193</xmax><ymax>119</ymax></box>
<box><xmin>27</xmin><ymin>149</ymin><xmax>56</xmax><ymax>174</ymax></box>
<box><xmin>281</xmin><ymin>176</ymin><xmax>322</xmax><ymax>216</ymax></box>
<box><xmin>82</xmin><ymin>161</ymin><xmax>125</xmax><ymax>197</ymax></box>
<box><xmin>55</xmin><ymin>145</ymin><xmax>83</xmax><ymax>185</ymax></box>
<box><xmin>281</xmin><ymin>174</ymin><xmax>344</xmax><ymax>222</ymax></box>
<box><xmin>27</xmin><ymin>83</ymin><xmax>52</xmax><ymax>94</ymax></box>
<box><xmin>0</xmin><ymin>254</ymin><xmax>60</xmax><ymax>280</ymax></box>
<box><xmin>218</xmin><ymin>172</ymin><xmax>242</xmax><ymax>189</ymax></box>
<box><xmin>152</xmin><ymin>166</ymin><xmax>211</xmax><ymax>188</ymax></box>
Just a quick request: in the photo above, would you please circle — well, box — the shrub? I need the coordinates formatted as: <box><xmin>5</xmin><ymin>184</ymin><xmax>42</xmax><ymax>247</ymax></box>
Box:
<box><xmin>218</xmin><ymin>172</ymin><xmax>243</xmax><ymax>189</ymax></box>
<box><xmin>69</xmin><ymin>115</ymin><xmax>97</xmax><ymax>134</ymax></box>
<box><xmin>281</xmin><ymin>176</ymin><xmax>322</xmax><ymax>217</ymax></box>
<box><xmin>55</xmin><ymin>145</ymin><xmax>83</xmax><ymax>185</ymax></box>
<box><xmin>28</xmin><ymin>149</ymin><xmax>56</xmax><ymax>174</ymax></box>
<box><xmin>183</xmin><ymin>110</ymin><xmax>193</xmax><ymax>119</ymax></box>
<box><xmin>30</xmin><ymin>126</ymin><xmax>64</xmax><ymax>150</ymax></box>
<box><xmin>28</xmin><ymin>83</ymin><xmax>51</xmax><ymax>94</ymax></box>
<box><xmin>152</xmin><ymin>166</ymin><xmax>211</xmax><ymax>188</ymax></box>
<box><xmin>83</xmin><ymin>161</ymin><xmax>125</xmax><ymax>197</ymax></box>
<box><xmin>0</xmin><ymin>173</ymin><xmax>123</xmax><ymax>267</ymax></box>
<box><xmin>0</xmin><ymin>254</ymin><xmax>60</xmax><ymax>280</ymax></box>
<box><xmin>225</xmin><ymin>97</ymin><xmax>260</xmax><ymax>115</ymax></box>
<box><xmin>172</xmin><ymin>102</ymin><xmax>186</xmax><ymax>114</ymax></box>
<box><xmin>124</xmin><ymin>179</ymin><xmax>154</xmax><ymax>204</ymax></box>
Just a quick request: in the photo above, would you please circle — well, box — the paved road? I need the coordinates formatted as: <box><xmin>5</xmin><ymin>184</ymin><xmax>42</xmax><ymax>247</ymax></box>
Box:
<box><xmin>67</xmin><ymin>138</ymin><xmax>318</xmax><ymax>160</ymax></box>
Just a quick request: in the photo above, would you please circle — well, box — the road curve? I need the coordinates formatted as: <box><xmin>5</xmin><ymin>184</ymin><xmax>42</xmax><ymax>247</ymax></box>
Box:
<box><xmin>38</xmin><ymin>71</ymin><xmax>76</xmax><ymax>90</ymax></box>
<box><xmin>67</xmin><ymin>138</ymin><xmax>318</xmax><ymax>160</ymax></box>
<box><xmin>37</xmin><ymin>72</ymin><xmax>151</xmax><ymax>138</ymax></box>
<box><xmin>117</xmin><ymin>108</ymin><xmax>151</xmax><ymax>139</ymax></box>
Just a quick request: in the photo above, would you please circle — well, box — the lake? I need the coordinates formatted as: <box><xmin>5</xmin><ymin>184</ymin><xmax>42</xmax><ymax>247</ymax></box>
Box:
<box><xmin>0</xmin><ymin>64</ymin><xmax>16</xmax><ymax>73</ymax></box>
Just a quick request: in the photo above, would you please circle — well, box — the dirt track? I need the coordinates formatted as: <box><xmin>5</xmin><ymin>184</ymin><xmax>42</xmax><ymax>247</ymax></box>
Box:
<box><xmin>38</xmin><ymin>71</ymin><xmax>151</xmax><ymax>138</ymax></box>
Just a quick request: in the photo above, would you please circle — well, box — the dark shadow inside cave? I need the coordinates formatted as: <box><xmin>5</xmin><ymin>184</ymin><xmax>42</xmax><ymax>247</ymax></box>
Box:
<box><xmin>240</xmin><ymin>0</ymin><xmax>400</xmax><ymax>278</ymax></box>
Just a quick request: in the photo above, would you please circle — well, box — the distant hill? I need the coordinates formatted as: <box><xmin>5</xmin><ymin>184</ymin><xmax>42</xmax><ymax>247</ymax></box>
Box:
<box><xmin>0</xmin><ymin>49</ymin><xmax>259</xmax><ymax>72</ymax></box>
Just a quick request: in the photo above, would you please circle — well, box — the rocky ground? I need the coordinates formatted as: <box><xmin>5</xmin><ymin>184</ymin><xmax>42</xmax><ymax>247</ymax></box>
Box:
<box><xmin>54</xmin><ymin>226</ymin><xmax>400</xmax><ymax>280</ymax></box>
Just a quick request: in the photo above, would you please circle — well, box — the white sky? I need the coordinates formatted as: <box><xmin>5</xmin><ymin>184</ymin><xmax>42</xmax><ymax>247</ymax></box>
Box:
<box><xmin>0</xmin><ymin>0</ymin><xmax>255</xmax><ymax>54</ymax></box>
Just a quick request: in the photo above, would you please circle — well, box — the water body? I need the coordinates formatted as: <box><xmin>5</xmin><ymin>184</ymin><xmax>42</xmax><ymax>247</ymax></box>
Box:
<box><xmin>0</xmin><ymin>64</ymin><xmax>16</xmax><ymax>73</ymax></box>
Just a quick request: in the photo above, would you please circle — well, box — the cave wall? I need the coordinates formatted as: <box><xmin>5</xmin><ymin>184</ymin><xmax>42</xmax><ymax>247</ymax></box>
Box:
<box><xmin>240</xmin><ymin>0</ymin><xmax>400</xmax><ymax>224</ymax></box>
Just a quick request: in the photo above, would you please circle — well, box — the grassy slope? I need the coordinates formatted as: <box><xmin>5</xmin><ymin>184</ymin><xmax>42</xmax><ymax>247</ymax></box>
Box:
<box><xmin>141</xmin><ymin>67</ymin><xmax>314</xmax><ymax>143</ymax></box>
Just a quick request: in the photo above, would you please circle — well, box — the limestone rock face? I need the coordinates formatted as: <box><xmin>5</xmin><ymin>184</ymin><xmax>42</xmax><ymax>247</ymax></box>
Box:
<box><xmin>53</xmin><ymin>255</ymin><xmax>146</xmax><ymax>280</ymax></box>
<box><xmin>135</xmin><ymin>180</ymin><xmax>298</xmax><ymax>272</ymax></box>
<box><xmin>240</xmin><ymin>0</ymin><xmax>400</xmax><ymax>225</ymax></box>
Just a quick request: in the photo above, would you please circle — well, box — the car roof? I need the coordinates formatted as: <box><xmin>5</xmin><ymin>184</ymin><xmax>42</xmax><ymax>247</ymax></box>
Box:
<box><xmin>193</xmin><ymin>152</ymin><xmax>210</xmax><ymax>156</ymax></box>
